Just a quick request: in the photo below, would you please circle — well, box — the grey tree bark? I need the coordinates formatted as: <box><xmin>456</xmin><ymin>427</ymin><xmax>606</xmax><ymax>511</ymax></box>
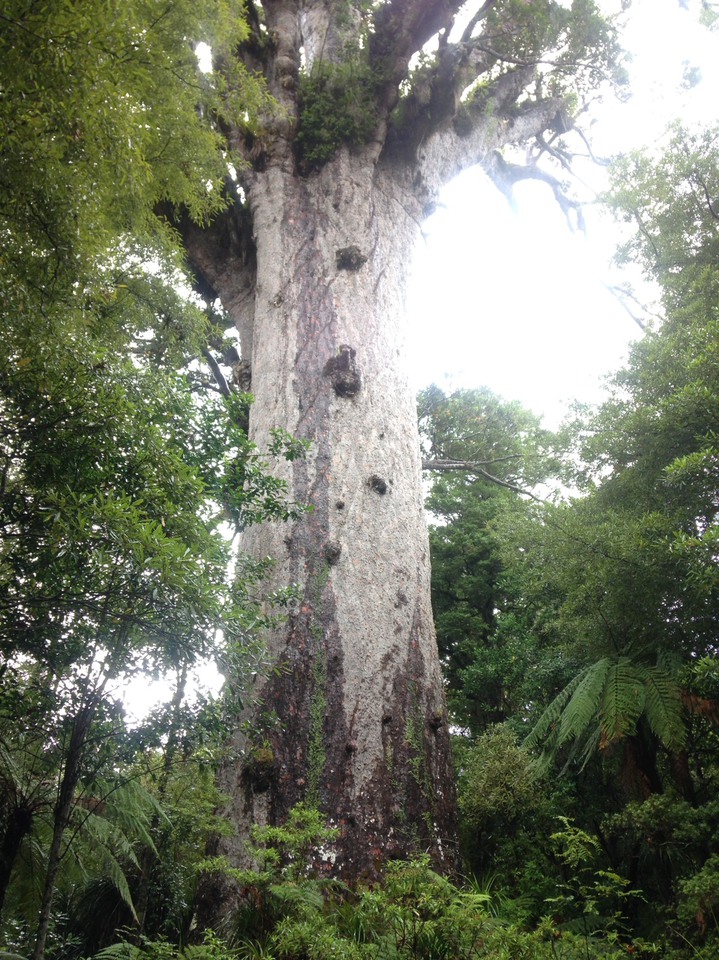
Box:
<box><xmin>182</xmin><ymin>0</ymin><xmax>620</xmax><ymax>897</ymax></box>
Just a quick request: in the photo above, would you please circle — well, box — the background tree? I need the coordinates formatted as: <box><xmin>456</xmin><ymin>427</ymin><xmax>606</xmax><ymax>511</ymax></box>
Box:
<box><xmin>461</xmin><ymin>123</ymin><xmax>719</xmax><ymax>945</ymax></box>
<box><xmin>175</xmin><ymin>0</ymin><xmax>624</xmax><ymax>891</ymax></box>
<box><xmin>0</xmin><ymin>3</ymin><xmax>297</xmax><ymax>956</ymax></box>
<box><xmin>418</xmin><ymin>385</ymin><xmax>555</xmax><ymax>733</ymax></box>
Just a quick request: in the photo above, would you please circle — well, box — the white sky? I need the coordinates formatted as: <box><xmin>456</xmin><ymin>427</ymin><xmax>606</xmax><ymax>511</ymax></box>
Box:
<box><xmin>408</xmin><ymin>0</ymin><xmax>719</xmax><ymax>427</ymax></box>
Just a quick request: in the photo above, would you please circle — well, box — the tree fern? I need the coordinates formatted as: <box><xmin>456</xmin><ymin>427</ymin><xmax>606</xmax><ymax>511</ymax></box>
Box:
<box><xmin>77</xmin><ymin>813</ymin><xmax>141</xmax><ymax>920</ymax></box>
<box><xmin>524</xmin><ymin>667</ymin><xmax>591</xmax><ymax>754</ymax></box>
<box><xmin>100</xmin><ymin>777</ymin><xmax>165</xmax><ymax>855</ymax></box>
<box><xmin>69</xmin><ymin>779</ymin><xmax>163</xmax><ymax>922</ymax></box>
<box><xmin>526</xmin><ymin>655</ymin><xmax>688</xmax><ymax>771</ymax></box>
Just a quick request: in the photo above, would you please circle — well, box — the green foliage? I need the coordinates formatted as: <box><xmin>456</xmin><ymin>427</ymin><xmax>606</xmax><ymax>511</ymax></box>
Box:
<box><xmin>0</xmin><ymin>0</ymin><xmax>267</xmax><ymax>312</ymax></box>
<box><xmin>297</xmin><ymin>57</ymin><xmax>380</xmax><ymax>168</ymax></box>
<box><xmin>197</xmin><ymin>804</ymin><xmax>339</xmax><ymax>946</ymax></box>
<box><xmin>443</xmin><ymin>122</ymin><xmax>719</xmax><ymax>953</ymax></box>
<box><xmin>238</xmin><ymin>850</ymin><xmax>653</xmax><ymax>960</ymax></box>
<box><xmin>91</xmin><ymin>928</ymin><xmax>238</xmax><ymax>960</ymax></box>
<box><xmin>457</xmin><ymin>726</ymin><xmax>560</xmax><ymax>912</ymax></box>
<box><xmin>194</xmin><ymin>806</ymin><xmax>657</xmax><ymax>960</ymax></box>
<box><xmin>246</xmin><ymin>804</ymin><xmax>339</xmax><ymax>883</ymax></box>
<box><xmin>676</xmin><ymin>855</ymin><xmax>719</xmax><ymax>939</ymax></box>
<box><xmin>546</xmin><ymin>818</ymin><xmax>641</xmax><ymax>950</ymax></box>
<box><xmin>419</xmin><ymin>386</ymin><xmax>555</xmax><ymax>732</ymax></box>
<box><xmin>459</xmin><ymin>726</ymin><xmax>543</xmax><ymax>843</ymax></box>
<box><xmin>0</xmin><ymin>3</ymin><xmax>296</xmax><ymax>956</ymax></box>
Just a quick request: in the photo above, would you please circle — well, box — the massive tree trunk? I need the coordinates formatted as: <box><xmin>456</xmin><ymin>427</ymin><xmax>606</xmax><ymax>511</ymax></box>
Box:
<box><xmin>183</xmin><ymin>0</ymin><xmax>619</xmax><ymax>897</ymax></box>
<box><xmin>227</xmin><ymin>152</ymin><xmax>457</xmax><ymax>878</ymax></box>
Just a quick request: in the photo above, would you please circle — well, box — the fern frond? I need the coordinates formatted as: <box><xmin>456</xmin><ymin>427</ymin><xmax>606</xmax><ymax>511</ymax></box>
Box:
<box><xmin>268</xmin><ymin>882</ymin><xmax>324</xmax><ymax>911</ymax></box>
<box><xmin>556</xmin><ymin>658</ymin><xmax>612</xmax><ymax>748</ymax></box>
<box><xmin>524</xmin><ymin>667</ymin><xmax>591</xmax><ymax>753</ymax></box>
<box><xmin>75</xmin><ymin>812</ymin><xmax>141</xmax><ymax>920</ymax></box>
<box><xmin>91</xmin><ymin>943</ymin><xmax>140</xmax><ymax>960</ymax></box>
<box><xmin>102</xmin><ymin>778</ymin><xmax>164</xmax><ymax>854</ymax></box>
<box><xmin>80</xmin><ymin>811</ymin><xmax>141</xmax><ymax>869</ymax></box>
<box><xmin>575</xmin><ymin>724</ymin><xmax>602</xmax><ymax>773</ymax></box>
<box><xmin>644</xmin><ymin>666</ymin><xmax>686</xmax><ymax>751</ymax></box>
<box><xmin>600</xmin><ymin>659</ymin><xmax>644</xmax><ymax>748</ymax></box>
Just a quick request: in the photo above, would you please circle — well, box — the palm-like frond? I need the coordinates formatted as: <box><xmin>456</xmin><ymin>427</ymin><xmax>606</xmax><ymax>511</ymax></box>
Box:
<box><xmin>558</xmin><ymin>658</ymin><xmax>612</xmax><ymax>748</ymax></box>
<box><xmin>600</xmin><ymin>659</ymin><xmax>645</xmax><ymax>748</ymax></box>
<box><xmin>77</xmin><ymin>813</ymin><xmax>140</xmax><ymax>920</ymax></box>
<box><xmin>644</xmin><ymin>665</ymin><xmax>685</xmax><ymax>752</ymax></box>
<box><xmin>526</xmin><ymin>655</ymin><xmax>687</xmax><ymax>770</ymax></box>
<box><xmin>524</xmin><ymin>667</ymin><xmax>591</xmax><ymax>754</ymax></box>
<box><xmin>69</xmin><ymin>778</ymin><xmax>162</xmax><ymax>922</ymax></box>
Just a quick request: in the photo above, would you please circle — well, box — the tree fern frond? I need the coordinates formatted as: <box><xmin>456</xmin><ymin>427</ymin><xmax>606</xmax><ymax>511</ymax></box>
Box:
<box><xmin>524</xmin><ymin>667</ymin><xmax>592</xmax><ymax>753</ymax></box>
<box><xmin>600</xmin><ymin>659</ymin><xmax>645</xmax><ymax>748</ymax></box>
<box><xmin>269</xmin><ymin>882</ymin><xmax>324</xmax><ymax>910</ymax></box>
<box><xmin>556</xmin><ymin>658</ymin><xmax>612</xmax><ymax>748</ymax></box>
<box><xmin>80</xmin><ymin>811</ymin><xmax>141</xmax><ymax>869</ymax></box>
<box><xmin>104</xmin><ymin>856</ymin><xmax>139</xmax><ymax>922</ymax></box>
<box><xmin>75</xmin><ymin>810</ymin><xmax>144</xmax><ymax>920</ymax></box>
<box><xmin>103</xmin><ymin>778</ymin><xmax>163</xmax><ymax>854</ymax></box>
<box><xmin>644</xmin><ymin>666</ymin><xmax>686</xmax><ymax>751</ymax></box>
<box><xmin>576</xmin><ymin>724</ymin><xmax>602</xmax><ymax>773</ymax></box>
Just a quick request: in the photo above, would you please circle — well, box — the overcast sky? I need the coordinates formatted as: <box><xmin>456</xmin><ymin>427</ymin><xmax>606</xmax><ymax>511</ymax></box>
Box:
<box><xmin>407</xmin><ymin>0</ymin><xmax>719</xmax><ymax>427</ymax></box>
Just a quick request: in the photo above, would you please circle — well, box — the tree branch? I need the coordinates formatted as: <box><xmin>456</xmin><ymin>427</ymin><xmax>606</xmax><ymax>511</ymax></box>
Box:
<box><xmin>413</xmin><ymin>67</ymin><xmax>563</xmax><ymax>200</ymax></box>
<box><xmin>422</xmin><ymin>459</ymin><xmax>542</xmax><ymax>500</ymax></box>
<box><xmin>166</xmin><ymin>199</ymin><xmax>257</xmax><ymax>359</ymax></box>
<box><xmin>370</xmin><ymin>0</ymin><xmax>465</xmax><ymax>79</ymax></box>
<box><xmin>603</xmin><ymin>283</ymin><xmax>648</xmax><ymax>333</ymax></box>
<box><xmin>201</xmin><ymin>348</ymin><xmax>232</xmax><ymax>398</ymax></box>
<box><xmin>484</xmin><ymin>150</ymin><xmax>585</xmax><ymax>231</ymax></box>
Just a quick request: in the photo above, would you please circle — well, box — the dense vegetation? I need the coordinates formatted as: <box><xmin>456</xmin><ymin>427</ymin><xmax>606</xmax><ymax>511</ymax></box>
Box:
<box><xmin>421</xmin><ymin>123</ymin><xmax>719</xmax><ymax>957</ymax></box>
<box><xmin>2</xmin><ymin>0</ymin><xmax>719</xmax><ymax>958</ymax></box>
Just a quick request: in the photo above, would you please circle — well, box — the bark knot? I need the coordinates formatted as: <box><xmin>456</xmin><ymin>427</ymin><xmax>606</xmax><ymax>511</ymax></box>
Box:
<box><xmin>368</xmin><ymin>475</ymin><xmax>388</xmax><ymax>495</ymax></box>
<box><xmin>323</xmin><ymin>540</ymin><xmax>342</xmax><ymax>565</ymax></box>
<box><xmin>335</xmin><ymin>245</ymin><xmax>368</xmax><ymax>271</ymax></box>
<box><xmin>323</xmin><ymin>345</ymin><xmax>362</xmax><ymax>398</ymax></box>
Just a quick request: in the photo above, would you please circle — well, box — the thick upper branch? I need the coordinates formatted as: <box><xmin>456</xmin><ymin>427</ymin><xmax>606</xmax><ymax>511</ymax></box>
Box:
<box><xmin>411</xmin><ymin>66</ymin><xmax>564</xmax><ymax>199</ymax></box>
<box><xmin>169</xmin><ymin>200</ymin><xmax>257</xmax><ymax>358</ymax></box>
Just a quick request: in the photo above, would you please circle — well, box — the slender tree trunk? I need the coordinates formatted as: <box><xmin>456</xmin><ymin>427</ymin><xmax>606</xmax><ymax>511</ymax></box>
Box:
<box><xmin>32</xmin><ymin>706</ymin><xmax>93</xmax><ymax>960</ymax></box>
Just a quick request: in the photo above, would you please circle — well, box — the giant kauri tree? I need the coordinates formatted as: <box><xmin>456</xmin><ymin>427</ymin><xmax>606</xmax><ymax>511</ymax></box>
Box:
<box><xmin>183</xmin><ymin>0</ymin><xmax>622</xmax><ymax>891</ymax></box>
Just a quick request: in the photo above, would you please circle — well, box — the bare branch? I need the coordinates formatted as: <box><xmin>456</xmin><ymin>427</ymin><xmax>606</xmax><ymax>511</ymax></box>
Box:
<box><xmin>461</xmin><ymin>0</ymin><xmax>499</xmax><ymax>43</ymax></box>
<box><xmin>422</xmin><ymin>459</ymin><xmax>542</xmax><ymax>500</ymax></box>
<box><xmin>603</xmin><ymin>284</ymin><xmax>649</xmax><ymax>332</ymax></box>
<box><xmin>414</xmin><ymin>64</ymin><xmax>563</xmax><ymax>195</ymax></box>
<box><xmin>484</xmin><ymin>149</ymin><xmax>585</xmax><ymax>231</ymax></box>
<box><xmin>201</xmin><ymin>348</ymin><xmax>232</xmax><ymax>398</ymax></box>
